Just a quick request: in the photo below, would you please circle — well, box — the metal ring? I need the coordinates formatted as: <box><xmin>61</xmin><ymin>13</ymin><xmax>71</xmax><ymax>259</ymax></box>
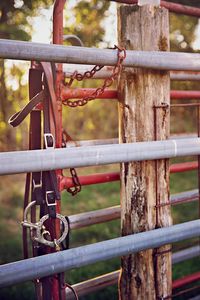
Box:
<box><xmin>22</xmin><ymin>200</ymin><xmax>36</xmax><ymax>227</ymax></box>
<box><xmin>22</xmin><ymin>201</ymin><xmax>69</xmax><ymax>248</ymax></box>
<box><xmin>34</xmin><ymin>213</ymin><xmax>69</xmax><ymax>247</ymax></box>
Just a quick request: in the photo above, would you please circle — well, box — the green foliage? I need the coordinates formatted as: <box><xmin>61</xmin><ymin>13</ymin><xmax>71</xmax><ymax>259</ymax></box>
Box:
<box><xmin>170</xmin><ymin>14</ymin><xmax>198</xmax><ymax>52</ymax></box>
<box><xmin>64</xmin><ymin>0</ymin><xmax>110</xmax><ymax>47</ymax></box>
<box><xmin>168</xmin><ymin>0</ymin><xmax>199</xmax><ymax>52</ymax></box>
<box><xmin>0</xmin><ymin>0</ymin><xmax>53</xmax><ymax>40</ymax></box>
<box><xmin>0</xmin><ymin>0</ymin><xmax>53</xmax><ymax>150</ymax></box>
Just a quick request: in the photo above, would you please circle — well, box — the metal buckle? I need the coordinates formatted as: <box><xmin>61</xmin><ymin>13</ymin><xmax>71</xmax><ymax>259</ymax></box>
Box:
<box><xmin>44</xmin><ymin>133</ymin><xmax>55</xmax><ymax>149</ymax></box>
<box><xmin>46</xmin><ymin>190</ymin><xmax>56</xmax><ymax>206</ymax></box>
<box><xmin>32</xmin><ymin>179</ymin><xmax>42</xmax><ymax>191</ymax></box>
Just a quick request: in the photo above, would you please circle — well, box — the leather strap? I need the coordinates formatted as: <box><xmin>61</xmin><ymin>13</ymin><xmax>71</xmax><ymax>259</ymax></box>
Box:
<box><xmin>41</xmin><ymin>62</ymin><xmax>59</xmax><ymax>136</ymax></box>
<box><xmin>11</xmin><ymin>63</ymin><xmax>64</xmax><ymax>300</ymax></box>
<box><xmin>22</xmin><ymin>172</ymin><xmax>31</xmax><ymax>259</ymax></box>
<box><xmin>9</xmin><ymin>90</ymin><xmax>45</xmax><ymax>127</ymax></box>
<box><xmin>8</xmin><ymin>62</ymin><xmax>58</xmax><ymax>130</ymax></box>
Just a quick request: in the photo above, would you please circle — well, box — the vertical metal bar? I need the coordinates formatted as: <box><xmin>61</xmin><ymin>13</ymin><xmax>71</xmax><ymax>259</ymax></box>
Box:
<box><xmin>52</xmin><ymin>1</ymin><xmax>66</xmax><ymax>299</ymax></box>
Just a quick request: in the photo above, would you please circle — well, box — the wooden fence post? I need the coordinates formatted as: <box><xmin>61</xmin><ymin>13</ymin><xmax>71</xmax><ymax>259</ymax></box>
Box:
<box><xmin>118</xmin><ymin>4</ymin><xmax>172</xmax><ymax>299</ymax></box>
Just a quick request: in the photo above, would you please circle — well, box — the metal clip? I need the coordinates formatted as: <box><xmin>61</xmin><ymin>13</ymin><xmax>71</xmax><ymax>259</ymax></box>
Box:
<box><xmin>21</xmin><ymin>201</ymin><xmax>69</xmax><ymax>248</ymax></box>
<box><xmin>44</xmin><ymin>133</ymin><xmax>55</xmax><ymax>149</ymax></box>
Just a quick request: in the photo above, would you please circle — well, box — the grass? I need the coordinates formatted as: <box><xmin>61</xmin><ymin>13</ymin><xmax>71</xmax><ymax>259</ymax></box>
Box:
<box><xmin>0</xmin><ymin>163</ymin><xmax>199</xmax><ymax>299</ymax></box>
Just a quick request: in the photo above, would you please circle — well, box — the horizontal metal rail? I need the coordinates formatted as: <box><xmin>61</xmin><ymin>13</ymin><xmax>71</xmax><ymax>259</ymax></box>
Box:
<box><xmin>69</xmin><ymin>206</ymin><xmax>120</xmax><ymax>229</ymax></box>
<box><xmin>61</xmin><ymin>88</ymin><xmax>117</xmax><ymax>100</ymax></box>
<box><xmin>65</xmin><ymin>134</ymin><xmax>197</xmax><ymax>148</ymax></box>
<box><xmin>60</xmin><ymin>172</ymin><xmax>120</xmax><ymax>189</ymax></box>
<box><xmin>171</xmin><ymin>90</ymin><xmax>200</xmax><ymax>99</ymax></box>
<box><xmin>172</xmin><ymin>271</ymin><xmax>200</xmax><ymax>290</ymax></box>
<box><xmin>68</xmin><ymin>189</ymin><xmax>199</xmax><ymax>230</ymax></box>
<box><xmin>63</xmin><ymin>65</ymin><xmax>113</xmax><ymax>79</ymax></box>
<box><xmin>171</xmin><ymin>72</ymin><xmax>200</xmax><ymax>81</ymax></box>
<box><xmin>60</xmin><ymin>161</ymin><xmax>198</xmax><ymax>190</ymax></box>
<box><xmin>1</xmin><ymin>39</ymin><xmax>200</xmax><ymax>71</ymax></box>
<box><xmin>170</xmin><ymin>161</ymin><xmax>198</xmax><ymax>173</ymax></box>
<box><xmin>1</xmin><ymin>138</ymin><xmax>200</xmax><ymax>175</ymax></box>
<box><xmin>170</xmin><ymin>133</ymin><xmax>197</xmax><ymax>139</ymax></box>
<box><xmin>170</xmin><ymin>189</ymin><xmax>199</xmax><ymax>206</ymax></box>
<box><xmin>65</xmin><ymin>245</ymin><xmax>200</xmax><ymax>299</ymax></box>
<box><xmin>61</xmin><ymin>88</ymin><xmax>200</xmax><ymax>100</ymax></box>
<box><xmin>63</xmin><ymin>65</ymin><xmax>200</xmax><ymax>81</ymax></box>
<box><xmin>65</xmin><ymin>270</ymin><xmax>119</xmax><ymax>299</ymax></box>
<box><xmin>172</xmin><ymin>245</ymin><xmax>200</xmax><ymax>264</ymax></box>
<box><xmin>0</xmin><ymin>220</ymin><xmax>199</xmax><ymax>288</ymax></box>
<box><xmin>111</xmin><ymin>0</ymin><xmax>200</xmax><ymax>18</ymax></box>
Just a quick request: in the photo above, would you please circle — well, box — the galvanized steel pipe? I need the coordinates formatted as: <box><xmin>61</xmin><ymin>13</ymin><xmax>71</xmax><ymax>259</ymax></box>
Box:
<box><xmin>68</xmin><ymin>189</ymin><xmax>199</xmax><ymax>230</ymax></box>
<box><xmin>170</xmin><ymin>189</ymin><xmax>198</xmax><ymax>205</ymax></box>
<box><xmin>1</xmin><ymin>39</ymin><xmax>200</xmax><ymax>71</ymax></box>
<box><xmin>171</xmin><ymin>72</ymin><xmax>200</xmax><ymax>81</ymax></box>
<box><xmin>1</xmin><ymin>138</ymin><xmax>200</xmax><ymax>175</ymax></box>
<box><xmin>65</xmin><ymin>271</ymin><xmax>119</xmax><ymax>299</ymax></box>
<box><xmin>65</xmin><ymin>245</ymin><xmax>200</xmax><ymax>299</ymax></box>
<box><xmin>0</xmin><ymin>220</ymin><xmax>200</xmax><ymax>288</ymax></box>
<box><xmin>63</xmin><ymin>65</ymin><xmax>200</xmax><ymax>81</ymax></box>
<box><xmin>172</xmin><ymin>245</ymin><xmax>200</xmax><ymax>264</ymax></box>
<box><xmin>66</xmin><ymin>134</ymin><xmax>197</xmax><ymax>148</ymax></box>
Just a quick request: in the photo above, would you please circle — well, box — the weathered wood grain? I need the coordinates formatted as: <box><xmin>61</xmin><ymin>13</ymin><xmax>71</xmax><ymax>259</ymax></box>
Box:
<box><xmin>118</xmin><ymin>4</ymin><xmax>172</xmax><ymax>299</ymax></box>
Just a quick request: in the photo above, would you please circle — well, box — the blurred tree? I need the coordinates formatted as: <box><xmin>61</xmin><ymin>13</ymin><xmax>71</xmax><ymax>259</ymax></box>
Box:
<box><xmin>168</xmin><ymin>0</ymin><xmax>199</xmax><ymax>52</ymax></box>
<box><xmin>168</xmin><ymin>1</ymin><xmax>200</xmax><ymax>135</ymax></box>
<box><xmin>0</xmin><ymin>0</ymin><xmax>53</xmax><ymax>149</ymax></box>
<box><xmin>64</xmin><ymin>0</ymin><xmax>110</xmax><ymax>47</ymax></box>
<box><xmin>63</xmin><ymin>0</ymin><xmax>114</xmax><ymax>141</ymax></box>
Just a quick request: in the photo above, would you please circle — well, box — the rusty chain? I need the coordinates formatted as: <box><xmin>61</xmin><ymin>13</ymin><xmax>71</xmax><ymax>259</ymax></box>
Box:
<box><xmin>62</xmin><ymin>130</ymin><xmax>81</xmax><ymax>196</ymax></box>
<box><xmin>63</xmin><ymin>45</ymin><xmax>126</xmax><ymax>108</ymax></box>
<box><xmin>67</xmin><ymin>168</ymin><xmax>81</xmax><ymax>196</ymax></box>
<box><xmin>61</xmin><ymin>46</ymin><xmax>126</xmax><ymax>193</ymax></box>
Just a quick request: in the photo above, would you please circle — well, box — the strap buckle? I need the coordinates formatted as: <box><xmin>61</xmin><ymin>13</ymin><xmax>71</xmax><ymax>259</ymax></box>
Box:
<box><xmin>46</xmin><ymin>191</ymin><xmax>56</xmax><ymax>207</ymax></box>
<box><xmin>32</xmin><ymin>179</ymin><xmax>42</xmax><ymax>191</ymax></box>
<box><xmin>44</xmin><ymin>133</ymin><xmax>55</xmax><ymax>149</ymax></box>
<box><xmin>32</xmin><ymin>178</ymin><xmax>43</xmax><ymax>204</ymax></box>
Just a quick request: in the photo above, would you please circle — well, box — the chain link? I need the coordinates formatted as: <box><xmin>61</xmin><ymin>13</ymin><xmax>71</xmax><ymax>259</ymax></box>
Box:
<box><xmin>62</xmin><ymin>130</ymin><xmax>81</xmax><ymax>196</ymax></box>
<box><xmin>63</xmin><ymin>45</ymin><xmax>126</xmax><ymax>108</ymax></box>
<box><xmin>67</xmin><ymin>168</ymin><xmax>81</xmax><ymax>196</ymax></box>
